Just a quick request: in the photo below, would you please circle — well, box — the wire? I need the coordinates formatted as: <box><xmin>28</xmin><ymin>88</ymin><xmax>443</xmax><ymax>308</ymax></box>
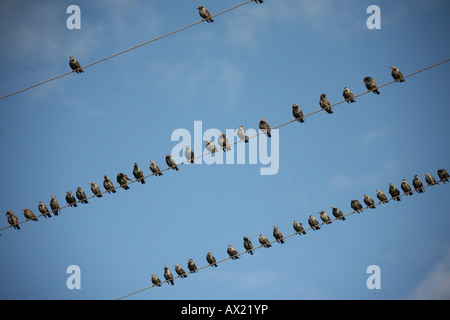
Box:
<box><xmin>1</xmin><ymin>57</ymin><xmax>449</xmax><ymax>232</ymax></box>
<box><xmin>114</xmin><ymin>175</ymin><xmax>449</xmax><ymax>300</ymax></box>
<box><xmin>0</xmin><ymin>1</ymin><xmax>255</xmax><ymax>101</ymax></box>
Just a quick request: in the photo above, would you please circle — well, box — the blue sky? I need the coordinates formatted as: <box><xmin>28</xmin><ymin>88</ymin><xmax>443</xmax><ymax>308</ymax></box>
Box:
<box><xmin>0</xmin><ymin>0</ymin><xmax>449</xmax><ymax>300</ymax></box>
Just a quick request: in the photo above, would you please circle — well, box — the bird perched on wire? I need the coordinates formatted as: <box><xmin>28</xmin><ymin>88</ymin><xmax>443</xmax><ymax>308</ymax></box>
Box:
<box><xmin>273</xmin><ymin>226</ymin><xmax>285</xmax><ymax>244</ymax></box>
<box><xmin>401</xmin><ymin>179</ymin><xmax>413</xmax><ymax>196</ymax></box>
<box><xmin>350</xmin><ymin>200</ymin><xmax>363</xmax><ymax>213</ymax></box>
<box><xmin>389</xmin><ymin>183</ymin><xmax>401</xmax><ymax>201</ymax></box>
<box><xmin>165</xmin><ymin>154</ymin><xmax>179</xmax><ymax>171</ymax></box>
<box><xmin>331</xmin><ymin>207</ymin><xmax>345</xmax><ymax>221</ymax></box>
<box><xmin>412</xmin><ymin>174</ymin><xmax>424</xmax><ymax>193</ymax></box>
<box><xmin>197</xmin><ymin>6</ymin><xmax>214</xmax><ymax>23</ymax></box>
<box><xmin>391</xmin><ymin>66</ymin><xmax>405</xmax><ymax>83</ymax></box>
<box><xmin>376</xmin><ymin>189</ymin><xmax>389</xmax><ymax>203</ymax></box>
<box><xmin>38</xmin><ymin>201</ymin><xmax>52</xmax><ymax>218</ymax></box>
<box><xmin>90</xmin><ymin>182</ymin><xmax>103</xmax><ymax>198</ymax></box>
<box><xmin>205</xmin><ymin>140</ymin><xmax>218</xmax><ymax>154</ymax></box>
<box><xmin>185</xmin><ymin>146</ymin><xmax>195</xmax><ymax>163</ymax></box>
<box><xmin>363</xmin><ymin>194</ymin><xmax>375</xmax><ymax>209</ymax></box>
<box><xmin>69</xmin><ymin>56</ymin><xmax>84</xmax><ymax>73</ymax></box>
<box><xmin>425</xmin><ymin>173</ymin><xmax>438</xmax><ymax>186</ymax></box>
<box><xmin>22</xmin><ymin>208</ymin><xmax>38</xmax><ymax>222</ymax></box>
<box><xmin>259</xmin><ymin>234</ymin><xmax>272</xmax><ymax>248</ymax></box>
<box><xmin>133</xmin><ymin>162</ymin><xmax>145</xmax><ymax>184</ymax></box>
<box><xmin>319</xmin><ymin>94</ymin><xmax>333</xmax><ymax>114</ymax></box>
<box><xmin>218</xmin><ymin>133</ymin><xmax>231</xmax><ymax>152</ymax></box>
<box><xmin>237</xmin><ymin>126</ymin><xmax>249</xmax><ymax>143</ymax></box>
<box><xmin>292</xmin><ymin>104</ymin><xmax>305</xmax><ymax>123</ymax></box>
<box><xmin>6</xmin><ymin>210</ymin><xmax>20</xmax><ymax>230</ymax></box>
<box><xmin>319</xmin><ymin>211</ymin><xmax>332</xmax><ymax>224</ymax></box>
<box><xmin>188</xmin><ymin>258</ymin><xmax>198</xmax><ymax>273</ymax></box>
<box><xmin>150</xmin><ymin>160</ymin><xmax>163</xmax><ymax>176</ymax></box>
<box><xmin>175</xmin><ymin>264</ymin><xmax>188</xmax><ymax>278</ymax></box>
<box><xmin>243</xmin><ymin>236</ymin><xmax>254</xmax><ymax>254</ymax></box>
<box><xmin>293</xmin><ymin>220</ymin><xmax>307</xmax><ymax>234</ymax></box>
<box><xmin>343</xmin><ymin>87</ymin><xmax>356</xmax><ymax>103</ymax></box>
<box><xmin>103</xmin><ymin>175</ymin><xmax>117</xmax><ymax>194</ymax></box>
<box><xmin>364</xmin><ymin>77</ymin><xmax>380</xmax><ymax>94</ymax></box>
<box><xmin>308</xmin><ymin>214</ymin><xmax>321</xmax><ymax>230</ymax></box>
<box><xmin>437</xmin><ymin>169</ymin><xmax>449</xmax><ymax>183</ymax></box>
<box><xmin>206</xmin><ymin>252</ymin><xmax>218</xmax><ymax>267</ymax></box>
<box><xmin>227</xmin><ymin>245</ymin><xmax>240</xmax><ymax>260</ymax></box>
<box><xmin>259</xmin><ymin>118</ymin><xmax>271</xmax><ymax>137</ymax></box>
<box><xmin>50</xmin><ymin>195</ymin><xmax>61</xmax><ymax>215</ymax></box>
<box><xmin>76</xmin><ymin>187</ymin><xmax>89</xmax><ymax>204</ymax></box>
<box><xmin>151</xmin><ymin>274</ymin><xmax>162</xmax><ymax>287</ymax></box>
<box><xmin>65</xmin><ymin>191</ymin><xmax>78</xmax><ymax>207</ymax></box>
<box><xmin>117</xmin><ymin>173</ymin><xmax>132</xmax><ymax>190</ymax></box>
<box><xmin>164</xmin><ymin>265</ymin><xmax>174</xmax><ymax>285</ymax></box>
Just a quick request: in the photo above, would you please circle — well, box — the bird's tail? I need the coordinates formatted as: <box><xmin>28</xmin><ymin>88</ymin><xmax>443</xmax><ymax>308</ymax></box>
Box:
<box><xmin>245</xmin><ymin>137</ymin><xmax>249</xmax><ymax>143</ymax></box>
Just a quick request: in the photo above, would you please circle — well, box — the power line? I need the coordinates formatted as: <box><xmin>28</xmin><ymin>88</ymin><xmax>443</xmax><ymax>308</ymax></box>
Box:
<box><xmin>1</xmin><ymin>58</ymin><xmax>449</xmax><ymax>232</ymax></box>
<box><xmin>0</xmin><ymin>0</ymin><xmax>255</xmax><ymax>101</ymax></box>
<box><xmin>114</xmin><ymin>175</ymin><xmax>448</xmax><ymax>300</ymax></box>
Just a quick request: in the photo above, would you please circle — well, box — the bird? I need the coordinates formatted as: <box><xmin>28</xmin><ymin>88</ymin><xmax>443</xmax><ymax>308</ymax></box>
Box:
<box><xmin>363</xmin><ymin>194</ymin><xmax>376</xmax><ymax>209</ymax></box>
<box><xmin>243</xmin><ymin>236</ymin><xmax>254</xmax><ymax>254</ymax></box>
<box><xmin>412</xmin><ymin>174</ymin><xmax>424</xmax><ymax>193</ymax></box>
<box><xmin>164</xmin><ymin>265</ymin><xmax>174</xmax><ymax>285</ymax></box>
<box><xmin>76</xmin><ymin>187</ymin><xmax>89</xmax><ymax>204</ymax></box>
<box><xmin>65</xmin><ymin>191</ymin><xmax>78</xmax><ymax>207</ymax></box>
<box><xmin>133</xmin><ymin>162</ymin><xmax>146</xmax><ymax>184</ymax></box>
<box><xmin>175</xmin><ymin>264</ymin><xmax>188</xmax><ymax>278</ymax></box>
<box><xmin>437</xmin><ymin>169</ymin><xmax>449</xmax><ymax>184</ymax></box>
<box><xmin>218</xmin><ymin>133</ymin><xmax>231</xmax><ymax>152</ymax></box>
<box><xmin>350</xmin><ymin>200</ymin><xmax>363</xmax><ymax>213</ymax></box>
<box><xmin>205</xmin><ymin>140</ymin><xmax>218</xmax><ymax>154</ymax></box>
<box><xmin>206</xmin><ymin>252</ymin><xmax>218</xmax><ymax>267</ymax></box>
<box><xmin>90</xmin><ymin>182</ymin><xmax>103</xmax><ymax>198</ymax></box>
<box><xmin>69</xmin><ymin>56</ymin><xmax>84</xmax><ymax>73</ymax></box>
<box><xmin>293</xmin><ymin>220</ymin><xmax>307</xmax><ymax>234</ymax></box>
<box><xmin>425</xmin><ymin>173</ymin><xmax>438</xmax><ymax>186</ymax></box>
<box><xmin>103</xmin><ymin>175</ymin><xmax>117</xmax><ymax>193</ymax></box>
<box><xmin>343</xmin><ymin>87</ymin><xmax>356</xmax><ymax>103</ymax></box>
<box><xmin>319</xmin><ymin>94</ymin><xmax>333</xmax><ymax>114</ymax></box>
<box><xmin>6</xmin><ymin>210</ymin><xmax>20</xmax><ymax>230</ymax></box>
<box><xmin>151</xmin><ymin>274</ymin><xmax>162</xmax><ymax>287</ymax></box>
<box><xmin>237</xmin><ymin>126</ymin><xmax>249</xmax><ymax>143</ymax></box>
<box><xmin>308</xmin><ymin>214</ymin><xmax>321</xmax><ymax>230</ymax></box>
<box><xmin>188</xmin><ymin>258</ymin><xmax>198</xmax><ymax>273</ymax></box>
<box><xmin>150</xmin><ymin>160</ymin><xmax>163</xmax><ymax>176</ymax></box>
<box><xmin>117</xmin><ymin>173</ymin><xmax>132</xmax><ymax>190</ymax></box>
<box><xmin>259</xmin><ymin>118</ymin><xmax>271</xmax><ymax>137</ymax></box>
<box><xmin>331</xmin><ymin>207</ymin><xmax>345</xmax><ymax>221</ymax></box>
<box><xmin>165</xmin><ymin>154</ymin><xmax>179</xmax><ymax>171</ymax></box>
<box><xmin>401</xmin><ymin>179</ymin><xmax>414</xmax><ymax>196</ymax></box>
<box><xmin>50</xmin><ymin>195</ymin><xmax>60</xmax><ymax>215</ymax></box>
<box><xmin>376</xmin><ymin>189</ymin><xmax>389</xmax><ymax>203</ymax></box>
<box><xmin>389</xmin><ymin>183</ymin><xmax>401</xmax><ymax>201</ymax></box>
<box><xmin>273</xmin><ymin>226</ymin><xmax>285</xmax><ymax>244</ymax></box>
<box><xmin>22</xmin><ymin>208</ymin><xmax>38</xmax><ymax>221</ymax></box>
<box><xmin>319</xmin><ymin>210</ymin><xmax>332</xmax><ymax>224</ymax></box>
<box><xmin>391</xmin><ymin>66</ymin><xmax>405</xmax><ymax>83</ymax></box>
<box><xmin>253</xmin><ymin>0</ymin><xmax>264</xmax><ymax>3</ymax></box>
<box><xmin>185</xmin><ymin>146</ymin><xmax>195</xmax><ymax>163</ymax></box>
<box><xmin>292</xmin><ymin>104</ymin><xmax>305</xmax><ymax>123</ymax></box>
<box><xmin>364</xmin><ymin>77</ymin><xmax>380</xmax><ymax>94</ymax></box>
<box><xmin>258</xmin><ymin>234</ymin><xmax>272</xmax><ymax>248</ymax></box>
<box><xmin>197</xmin><ymin>6</ymin><xmax>214</xmax><ymax>23</ymax></box>
<box><xmin>227</xmin><ymin>245</ymin><xmax>240</xmax><ymax>260</ymax></box>
<box><xmin>38</xmin><ymin>201</ymin><xmax>52</xmax><ymax>218</ymax></box>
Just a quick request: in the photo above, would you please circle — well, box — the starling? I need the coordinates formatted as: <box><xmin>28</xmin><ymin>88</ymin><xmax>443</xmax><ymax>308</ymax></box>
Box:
<box><xmin>425</xmin><ymin>173</ymin><xmax>438</xmax><ymax>186</ymax></box>
<box><xmin>22</xmin><ymin>208</ymin><xmax>38</xmax><ymax>221</ymax></box>
<box><xmin>133</xmin><ymin>162</ymin><xmax>146</xmax><ymax>184</ymax></box>
<box><xmin>76</xmin><ymin>187</ymin><xmax>89</xmax><ymax>204</ymax></box>
<box><xmin>50</xmin><ymin>195</ymin><xmax>60</xmax><ymax>215</ymax></box>
<box><xmin>350</xmin><ymin>200</ymin><xmax>363</xmax><ymax>213</ymax></box>
<box><xmin>38</xmin><ymin>201</ymin><xmax>52</xmax><ymax>218</ymax></box>
<box><xmin>364</xmin><ymin>77</ymin><xmax>380</xmax><ymax>94</ymax></box>
<box><xmin>205</xmin><ymin>140</ymin><xmax>218</xmax><ymax>154</ymax></box>
<box><xmin>401</xmin><ymin>179</ymin><xmax>413</xmax><ymax>196</ymax></box>
<box><xmin>363</xmin><ymin>194</ymin><xmax>375</xmax><ymax>209</ymax></box>
<box><xmin>293</xmin><ymin>220</ymin><xmax>307</xmax><ymax>234</ymax></box>
<box><xmin>185</xmin><ymin>146</ymin><xmax>195</xmax><ymax>163</ymax></box>
<box><xmin>376</xmin><ymin>189</ymin><xmax>389</xmax><ymax>203</ymax></box>
<box><xmin>6</xmin><ymin>210</ymin><xmax>20</xmax><ymax>230</ymax></box>
<box><xmin>412</xmin><ymin>174</ymin><xmax>424</xmax><ymax>193</ymax></box>
<box><xmin>273</xmin><ymin>226</ymin><xmax>285</xmax><ymax>244</ymax></box>
<box><xmin>151</xmin><ymin>274</ymin><xmax>162</xmax><ymax>287</ymax></box>
<box><xmin>391</xmin><ymin>66</ymin><xmax>405</xmax><ymax>83</ymax></box>
<box><xmin>175</xmin><ymin>264</ymin><xmax>188</xmax><ymax>278</ymax></box>
<box><xmin>319</xmin><ymin>211</ymin><xmax>332</xmax><ymax>224</ymax></box>
<box><xmin>150</xmin><ymin>160</ymin><xmax>163</xmax><ymax>176</ymax></box>
<box><xmin>437</xmin><ymin>169</ymin><xmax>449</xmax><ymax>183</ymax></box>
<box><xmin>69</xmin><ymin>56</ymin><xmax>84</xmax><ymax>73</ymax></box>
<box><xmin>103</xmin><ymin>175</ymin><xmax>117</xmax><ymax>193</ymax></box>
<box><xmin>188</xmin><ymin>258</ymin><xmax>198</xmax><ymax>273</ymax></box>
<box><xmin>65</xmin><ymin>191</ymin><xmax>78</xmax><ymax>207</ymax></box>
<box><xmin>237</xmin><ymin>126</ymin><xmax>249</xmax><ymax>143</ymax></box>
<box><xmin>164</xmin><ymin>265</ymin><xmax>174</xmax><ymax>285</ymax></box>
<box><xmin>206</xmin><ymin>252</ymin><xmax>218</xmax><ymax>267</ymax></box>
<box><xmin>90</xmin><ymin>182</ymin><xmax>103</xmax><ymax>198</ymax></box>
<box><xmin>218</xmin><ymin>133</ymin><xmax>231</xmax><ymax>152</ymax></box>
<box><xmin>197</xmin><ymin>6</ymin><xmax>214</xmax><ymax>23</ymax></box>
<box><xmin>389</xmin><ymin>183</ymin><xmax>401</xmax><ymax>201</ymax></box>
<box><xmin>117</xmin><ymin>173</ymin><xmax>132</xmax><ymax>190</ymax></box>
<box><xmin>227</xmin><ymin>245</ymin><xmax>240</xmax><ymax>260</ymax></box>
<box><xmin>259</xmin><ymin>118</ymin><xmax>271</xmax><ymax>137</ymax></box>
<box><xmin>165</xmin><ymin>154</ymin><xmax>179</xmax><ymax>171</ymax></box>
<box><xmin>343</xmin><ymin>87</ymin><xmax>356</xmax><ymax>103</ymax></box>
<box><xmin>292</xmin><ymin>104</ymin><xmax>305</xmax><ymax>123</ymax></box>
<box><xmin>243</xmin><ymin>236</ymin><xmax>254</xmax><ymax>254</ymax></box>
<box><xmin>308</xmin><ymin>214</ymin><xmax>320</xmax><ymax>230</ymax></box>
<box><xmin>331</xmin><ymin>207</ymin><xmax>345</xmax><ymax>221</ymax></box>
<box><xmin>319</xmin><ymin>94</ymin><xmax>333</xmax><ymax>114</ymax></box>
<box><xmin>258</xmin><ymin>234</ymin><xmax>272</xmax><ymax>248</ymax></box>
